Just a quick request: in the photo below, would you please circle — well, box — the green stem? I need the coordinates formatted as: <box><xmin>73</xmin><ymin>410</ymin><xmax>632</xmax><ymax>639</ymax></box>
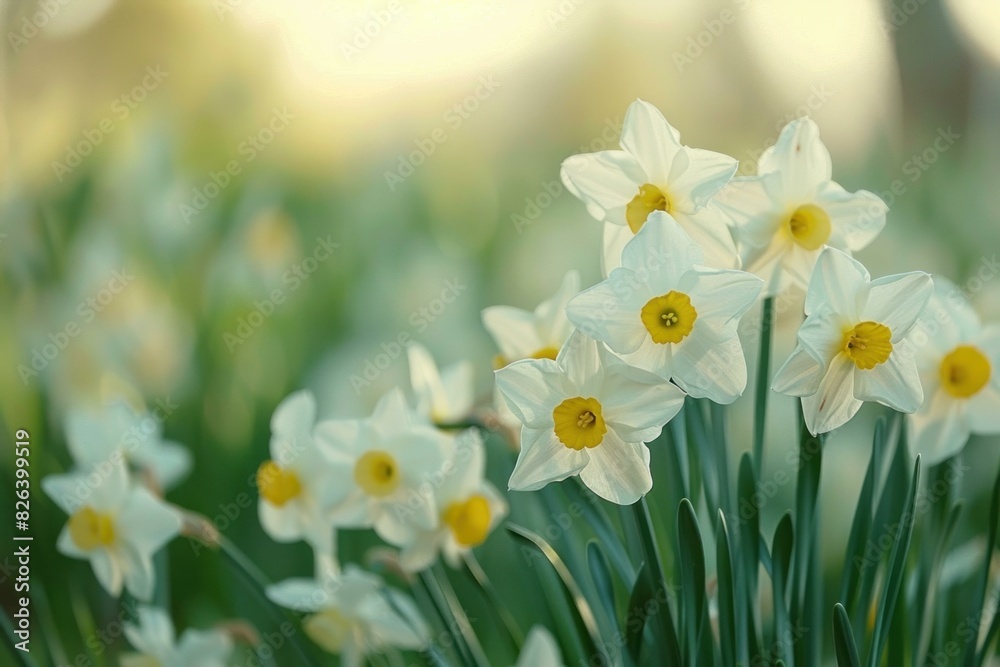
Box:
<box><xmin>753</xmin><ymin>296</ymin><xmax>775</xmax><ymax>477</ymax></box>
<box><xmin>462</xmin><ymin>553</ymin><xmax>525</xmax><ymax>650</ymax></box>
<box><xmin>631</xmin><ymin>497</ymin><xmax>682</xmax><ymax>665</ymax></box>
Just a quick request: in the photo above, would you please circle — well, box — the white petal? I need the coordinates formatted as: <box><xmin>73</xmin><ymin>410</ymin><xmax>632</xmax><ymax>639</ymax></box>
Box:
<box><xmin>259</xmin><ymin>501</ymin><xmax>303</xmax><ymax>542</ymax></box>
<box><xmin>772</xmin><ymin>346</ymin><xmax>825</xmax><ymax>396</ymax></box>
<box><xmin>621</xmin><ymin>210</ymin><xmax>703</xmax><ymax>282</ymax></box>
<box><xmin>271</xmin><ymin>390</ymin><xmax>317</xmax><ymax>441</ymax></box>
<box><xmin>620</xmin><ymin>335</ymin><xmax>675</xmax><ymax>381</ymax></box>
<box><xmin>716</xmin><ymin>177</ymin><xmax>780</xmax><ymax>246</ymax></box>
<box><xmin>362</xmin><ymin>590</ymin><xmax>429</xmax><ymax>650</ymax></box>
<box><xmin>796</xmin><ymin>311</ymin><xmax>847</xmax><ymax>365</ymax></box>
<box><xmin>672</xmin><ymin>335</ymin><xmax>749</xmax><ymax>404</ymax></box>
<box><xmin>56</xmin><ymin>525</ymin><xmax>86</xmax><ymax>558</ymax></box>
<box><xmin>579</xmin><ymin>434</ymin><xmax>652</xmax><ymax>505</ymax></box>
<box><xmin>556</xmin><ymin>330</ymin><xmax>603</xmax><ymax>388</ymax></box>
<box><xmin>90</xmin><ymin>549</ymin><xmax>124</xmax><ymax>597</ymax></box>
<box><xmin>668</xmin><ymin>147</ymin><xmax>738</xmax><ymax>210</ymax></box>
<box><xmin>672</xmin><ymin>203</ymin><xmax>740</xmax><ymax>270</ymax></box>
<box><xmin>862</xmin><ymin>272</ymin><xmax>933</xmax><ymax>338</ymax></box>
<box><xmin>267</xmin><ymin>578</ymin><xmax>328</xmax><ymax>612</ymax></box>
<box><xmin>560</xmin><ymin>150</ymin><xmax>643</xmax><ymax>220</ymax></box>
<box><xmin>117</xmin><ymin>487</ymin><xmax>182</xmax><ymax>554</ymax></box>
<box><xmin>620</xmin><ymin>99</ymin><xmax>683</xmax><ymax>184</ymax></box>
<box><xmin>494</xmin><ymin>359</ymin><xmax>566</xmax><ymax>429</ymax></box>
<box><xmin>758</xmin><ymin>117</ymin><xmax>832</xmax><ymax>202</ymax></box>
<box><xmin>65</xmin><ymin>410</ymin><xmax>114</xmax><ymax>468</ymax></box>
<box><xmin>909</xmin><ymin>392</ymin><xmax>970</xmax><ymax>465</ymax></box>
<box><xmin>122</xmin><ymin>545</ymin><xmax>155</xmax><ymax>601</ymax></box>
<box><xmin>508</xmin><ymin>428</ymin><xmax>588</xmax><ymax>492</ymax></box>
<box><xmin>407</xmin><ymin>343</ymin><xmax>445</xmax><ymax>415</ymax></box>
<box><xmin>602</xmin><ymin>220</ymin><xmax>634</xmax><ymax>275</ymax></box>
<box><xmin>599</xmin><ymin>359</ymin><xmax>686</xmax><ymax>443</ymax></box>
<box><xmin>686</xmin><ymin>268</ymin><xmax>763</xmax><ymax>336</ymax></box>
<box><xmin>801</xmin><ymin>356</ymin><xmax>862</xmax><ymax>434</ymax></box>
<box><xmin>565</xmin><ymin>278</ymin><xmax>646</xmax><ymax>355</ymax></box>
<box><xmin>399</xmin><ymin>531</ymin><xmax>443</xmax><ymax>573</ymax></box>
<box><xmin>482</xmin><ymin>305</ymin><xmax>543</xmax><ymax>362</ymax></box>
<box><xmin>175</xmin><ymin>629</ymin><xmax>233</xmax><ymax>665</ymax></box>
<box><xmin>967</xmin><ymin>384</ymin><xmax>1000</xmax><ymax>435</ymax></box>
<box><xmin>805</xmin><ymin>247</ymin><xmax>869</xmax><ymax>319</ymax></box>
<box><xmin>133</xmin><ymin>440</ymin><xmax>192</xmax><ymax>490</ymax></box>
<box><xmin>744</xmin><ymin>233</ymin><xmax>793</xmax><ymax>296</ymax></box>
<box><xmin>43</xmin><ymin>472</ymin><xmax>88</xmax><ymax>515</ymax></box>
<box><xmin>87</xmin><ymin>456</ymin><xmax>131</xmax><ymax>512</ymax></box>
<box><xmin>535</xmin><ymin>270</ymin><xmax>581</xmax><ymax>347</ymax></box>
<box><xmin>817</xmin><ymin>182</ymin><xmax>887</xmax><ymax>251</ymax></box>
<box><xmin>516</xmin><ymin>626</ymin><xmax>564</xmax><ymax>667</ymax></box>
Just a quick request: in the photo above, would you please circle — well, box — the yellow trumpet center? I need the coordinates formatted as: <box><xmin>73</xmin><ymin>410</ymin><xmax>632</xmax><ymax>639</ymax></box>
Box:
<box><xmin>67</xmin><ymin>507</ymin><xmax>116</xmax><ymax>551</ymax></box>
<box><xmin>552</xmin><ymin>396</ymin><xmax>607</xmax><ymax>450</ymax></box>
<box><xmin>443</xmin><ymin>494</ymin><xmax>492</xmax><ymax>547</ymax></box>
<box><xmin>939</xmin><ymin>345</ymin><xmax>991</xmax><ymax>398</ymax></box>
<box><xmin>530</xmin><ymin>346</ymin><xmax>560</xmax><ymax>360</ymax></box>
<box><xmin>354</xmin><ymin>450</ymin><xmax>400</xmax><ymax>497</ymax></box>
<box><xmin>626</xmin><ymin>183</ymin><xmax>671</xmax><ymax>233</ymax></box>
<box><xmin>257</xmin><ymin>460</ymin><xmax>303</xmax><ymax>507</ymax></box>
<box><xmin>304</xmin><ymin>608</ymin><xmax>352</xmax><ymax>654</ymax></box>
<box><xmin>786</xmin><ymin>204</ymin><xmax>831</xmax><ymax>250</ymax></box>
<box><xmin>640</xmin><ymin>291</ymin><xmax>697</xmax><ymax>344</ymax></box>
<box><xmin>843</xmin><ymin>321</ymin><xmax>893</xmax><ymax>370</ymax></box>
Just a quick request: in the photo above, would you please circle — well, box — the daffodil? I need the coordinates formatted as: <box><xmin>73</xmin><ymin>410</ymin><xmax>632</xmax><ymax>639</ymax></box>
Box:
<box><xmin>64</xmin><ymin>402</ymin><xmax>192</xmax><ymax>492</ymax></box>
<box><xmin>495</xmin><ymin>330</ymin><xmax>685</xmax><ymax>504</ymax></box>
<box><xmin>515</xmin><ymin>626</ymin><xmax>565</xmax><ymax>667</ymax></box>
<box><xmin>407</xmin><ymin>342</ymin><xmax>474</xmax><ymax>425</ymax></box>
<box><xmin>42</xmin><ymin>459</ymin><xmax>181</xmax><ymax>599</ymax></box>
<box><xmin>565</xmin><ymin>213</ymin><xmax>763</xmax><ymax>404</ymax></box>
<box><xmin>122</xmin><ymin>606</ymin><xmax>232</xmax><ymax>667</ymax></box>
<box><xmin>256</xmin><ymin>390</ymin><xmax>353</xmax><ymax>562</ymax></box>
<box><xmin>395</xmin><ymin>430</ymin><xmax>507</xmax><ymax>572</ymax></box>
<box><xmin>906</xmin><ymin>277</ymin><xmax>1000</xmax><ymax>463</ymax></box>
<box><xmin>718</xmin><ymin>117</ymin><xmax>888</xmax><ymax>296</ymax></box>
<box><xmin>482</xmin><ymin>270</ymin><xmax>580</xmax><ymax>367</ymax></box>
<box><xmin>772</xmin><ymin>248</ymin><xmax>933</xmax><ymax>435</ymax></box>
<box><xmin>560</xmin><ymin>99</ymin><xmax>739</xmax><ymax>273</ymax></box>
<box><xmin>267</xmin><ymin>565</ymin><xmax>428</xmax><ymax>667</ymax></box>
<box><xmin>321</xmin><ymin>388</ymin><xmax>450</xmax><ymax>543</ymax></box>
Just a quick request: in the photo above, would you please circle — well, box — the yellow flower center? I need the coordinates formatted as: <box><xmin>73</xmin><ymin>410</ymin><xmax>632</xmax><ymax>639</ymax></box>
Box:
<box><xmin>354</xmin><ymin>450</ymin><xmax>400</xmax><ymax>497</ymax></box>
<box><xmin>842</xmin><ymin>321</ymin><xmax>893</xmax><ymax>370</ymax></box>
<box><xmin>552</xmin><ymin>397</ymin><xmax>607</xmax><ymax>450</ymax></box>
<box><xmin>443</xmin><ymin>494</ymin><xmax>492</xmax><ymax>547</ymax></box>
<box><xmin>530</xmin><ymin>346</ymin><xmax>560</xmax><ymax>360</ymax></box>
<box><xmin>626</xmin><ymin>183</ymin><xmax>671</xmax><ymax>233</ymax></box>
<box><xmin>304</xmin><ymin>608</ymin><xmax>352</xmax><ymax>654</ymax></box>
<box><xmin>785</xmin><ymin>204</ymin><xmax>831</xmax><ymax>250</ymax></box>
<box><xmin>939</xmin><ymin>345</ymin><xmax>991</xmax><ymax>398</ymax></box>
<box><xmin>67</xmin><ymin>507</ymin><xmax>116</xmax><ymax>551</ymax></box>
<box><xmin>257</xmin><ymin>460</ymin><xmax>303</xmax><ymax>507</ymax></box>
<box><xmin>640</xmin><ymin>291</ymin><xmax>697</xmax><ymax>344</ymax></box>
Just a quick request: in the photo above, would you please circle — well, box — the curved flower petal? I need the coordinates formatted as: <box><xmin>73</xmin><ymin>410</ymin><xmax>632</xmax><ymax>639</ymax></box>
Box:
<box><xmin>599</xmin><ymin>357</ymin><xmax>685</xmax><ymax>443</ymax></box>
<box><xmin>758</xmin><ymin>117</ymin><xmax>832</xmax><ymax>203</ymax></box>
<box><xmin>772</xmin><ymin>346</ymin><xmax>825</xmax><ymax>396</ymax></box>
<box><xmin>620</xmin><ymin>99</ymin><xmax>683</xmax><ymax>184</ymax></box>
<box><xmin>579</xmin><ymin>434</ymin><xmax>652</xmax><ymax>505</ymax></box>
<box><xmin>535</xmin><ymin>270</ymin><xmax>580</xmax><ymax>347</ymax></box>
<box><xmin>805</xmin><ymin>248</ymin><xmax>868</xmax><ymax>319</ymax></box>
<box><xmin>267</xmin><ymin>578</ymin><xmax>329</xmax><ymax>612</ymax></box>
<box><xmin>482</xmin><ymin>305</ymin><xmax>543</xmax><ymax>362</ymax></box>
<box><xmin>669</xmin><ymin>147</ymin><xmax>738</xmax><ymax>211</ymax></box>
<box><xmin>909</xmin><ymin>392</ymin><xmax>970</xmax><ymax>465</ymax></box>
<box><xmin>801</xmin><ymin>356</ymin><xmax>862</xmax><ymax>434</ymax></box>
<box><xmin>509</xmin><ymin>428</ymin><xmax>588</xmax><ymax>492</ymax></box>
<box><xmin>672</xmin><ymin>203</ymin><xmax>740</xmax><ymax>270</ymax></box>
<box><xmin>560</xmin><ymin>150</ymin><xmax>643</xmax><ymax>220</ymax></box>
<box><xmin>116</xmin><ymin>487</ymin><xmax>181</xmax><ymax>554</ymax></box>
<box><xmin>862</xmin><ymin>272</ymin><xmax>933</xmax><ymax>339</ymax></box>
<box><xmin>555</xmin><ymin>330</ymin><xmax>603</xmax><ymax>388</ymax></box>
<box><xmin>495</xmin><ymin>359</ymin><xmax>567</xmax><ymax>428</ymax></box>
<box><xmin>818</xmin><ymin>182</ymin><xmax>887</xmax><ymax>251</ymax></box>
<box><xmin>671</xmin><ymin>335</ymin><xmax>748</xmax><ymax>404</ymax></box>
<box><xmin>565</xmin><ymin>278</ymin><xmax>646</xmax><ymax>354</ymax></box>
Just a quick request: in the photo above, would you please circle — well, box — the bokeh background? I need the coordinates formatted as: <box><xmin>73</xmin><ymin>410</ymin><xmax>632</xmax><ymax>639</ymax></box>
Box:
<box><xmin>2</xmin><ymin>0</ymin><xmax>1000</xmax><ymax>664</ymax></box>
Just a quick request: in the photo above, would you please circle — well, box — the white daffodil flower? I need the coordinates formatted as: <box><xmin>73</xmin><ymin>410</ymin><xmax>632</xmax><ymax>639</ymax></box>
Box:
<box><xmin>256</xmin><ymin>390</ymin><xmax>353</xmax><ymax>562</ymax></box>
<box><xmin>482</xmin><ymin>270</ymin><xmax>580</xmax><ymax>367</ymax></box>
<box><xmin>64</xmin><ymin>402</ymin><xmax>192</xmax><ymax>492</ymax></box>
<box><xmin>495</xmin><ymin>330</ymin><xmax>685</xmax><ymax>505</ymax></box>
<box><xmin>907</xmin><ymin>277</ymin><xmax>1000</xmax><ymax>463</ymax></box>
<box><xmin>42</xmin><ymin>459</ymin><xmax>181</xmax><ymax>600</ymax></box>
<box><xmin>515</xmin><ymin>625</ymin><xmax>565</xmax><ymax>667</ymax></box>
<box><xmin>321</xmin><ymin>388</ymin><xmax>450</xmax><ymax>544</ymax></box>
<box><xmin>396</xmin><ymin>430</ymin><xmax>507</xmax><ymax>573</ymax></box>
<box><xmin>122</xmin><ymin>606</ymin><xmax>232</xmax><ymax>667</ymax></box>
<box><xmin>560</xmin><ymin>99</ymin><xmax>739</xmax><ymax>273</ymax></box>
<box><xmin>565</xmin><ymin>213</ymin><xmax>763</xmax><ymax>404</ymax></box>
<box><xmin>407</xmin><ymin>342</ymin><xmax>474</xmax><ymax>424</ymax></box>
<box><xmin>772</xmin><ymin>248</ymin><xmax>933</xmax><ymax>435</ymax></box>
<box><xmin>267</xmin><ymin>565</ymin><xmax>428</xmax><ymax>667</ymax></box>
<box><xmin>718</xmin><ymin>117</ymin><xmax>888</xmax><ymax>297</ymax></box>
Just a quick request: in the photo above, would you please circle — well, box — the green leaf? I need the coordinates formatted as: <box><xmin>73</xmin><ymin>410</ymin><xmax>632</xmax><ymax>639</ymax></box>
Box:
<box><xmin>915</xmin><ymin>502</ymin><xmax>962</xmax><ymax>663</ymax></box>
<box><xmin>737</xmin><ymin>452</ymin><xmax>762</xmax><ymax>665</ymax></box>
<box><xmin>567</xmin><ymin>478</ymin><xmax>636</xmax><ymax>584</ymax></box>
<box><xmin>772</xmin><ymin>512</ymin><xmax>795</xmax><ymax>667</ymax></box>
<box><xmin>792</xmin><ymin>412</ymin><xmax>823</xmax><ymax>667</ymax></box>
<box><xmin>716</xmin><ymin>511</ymin><xmax>738</xmax><ymax>667</ymax></box>
<box><xmin>970</xmin><ymin>460</ymin><xmax>1000</xmax><ymax>667</ymax></box>
<box><xmin>834</xmin><ymin>603</ymin><xmax>862</xmax><ymax>667</ymax></box>
<box><xmin>677</xmin><ymin>498</ymin><xmax>707</xmax><ymax>667</ymax></box>
<box><xmin>629</xmin><ymin>498</ymin><xmax>682</xmax><ymax>666</ymax></box>
<box><xmin>685</xmin><ymin>398</ymin><xmax>719</xmax><ymax>514</ymax></box>
<box><xmin>752</xmin><ymin>295</ymin><xmax>775</xmax><ymax>476</ymax></box>
<box><xmin>625</xmin><ymin>562</ymin><xmax>652</xmax><ymax>664</ymax></box>
<box><xmin>587</xmin><ymin>541</ymin><xmax>619</xmax><ymax>640</ymax></box>
<box><xmin>867</xmin><ymin>455</ymin><xmax>922</xmax><ymax>667</ymax></box>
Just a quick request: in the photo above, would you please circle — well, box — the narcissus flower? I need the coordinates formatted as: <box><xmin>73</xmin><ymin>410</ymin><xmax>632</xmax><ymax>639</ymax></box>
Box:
<box><xmin>907</xmin><ymin>277</ymin><xmax>1000</xmax><ymax>463</ymax></box>
<box><xmin>561</xmin><ymin>99</ymin><xmax>739</xmax><ymax>273</ymax></box>
<box><xmin>565</xmin><ymin>213</ymin><xmax>763</xmax><ymax>404</ymax></box>
<box><xmin>516</xmin><ymin>626</ymin><xmax>565</xmax><ymax>667</ymax></box>
<box><xmin>495</xmin><ymin>331</ymin><xmax>685</xmax><ymax>504</ymax></box>
<box><xmin>122</xmin><ymin>606</ymin><xmax>232</xmax><ymax>667</ymax></box>
<box><xmin>718</xmin><ymin>117</ymin><xmax>888</xmax><ymax>296</ymax></box>
<box><xmin>267</xmin><ymin>566</ymin><xmax>428</xmax><ymax>667</ymax></box>
<box><xmin>65</xmin><ymin>402</ymin><xmax>192</xmax><ymax>492</ymax></box>
<box><xmin>407</xmin><ymin>342</ymin><xmax>474</xmax><ymax>424</ymax></box>
<box><xmin>321</xmin><ymin>389</ymin><xmax>450</xmax><ymax>543</ymax></box>
<box><xmin>396</xmin><ymin>430</ymin><xmax>507</xmax><ymax>572</ymax></box>
<box><xmin>482</xmin><ymin>270</ymin><xmax>580</xmax><ymax>367</ymax></box>
<box><xmin>256</xmin><ymin>390</ymin><xmax>353</xmax><ymax>560</ymax></box>
<box><xmin>772</xmin><ymin>248</ymin><xmax>933</xmax><ymax>435</ymax></box>
<box><xmin>42</xmin><ymin>459</ymin><xmax>181</xmax><ymax>599</ymax></box>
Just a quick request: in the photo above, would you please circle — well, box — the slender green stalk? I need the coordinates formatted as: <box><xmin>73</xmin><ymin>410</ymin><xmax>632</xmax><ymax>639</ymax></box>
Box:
<box><xmin>462</xmin><ymin>553</ymin><xmax>525</xmax><ymax>650</ymax></box>
<box><xmin>630</xmin><ymin>497</ymin><xmax>682</xmax><ymax>665</ymax></box>
<box><xmin>430</xmin><ymin>563</ymin><xmax>490</xmax><ymax>667</ymax></box>
<box><xmin>709</xmin><ymin>401</ymin><xmax>732</xmax><ymax>519</ymax></box>
<box><xmin>753</xmin><ymin>296</ymin><xmax>775</xmax><ymax>476</ymax></box>
<box><xmin>418</xmin><ymin>569</ymin><xmax>477</xmax><ymax>667</ymax></box>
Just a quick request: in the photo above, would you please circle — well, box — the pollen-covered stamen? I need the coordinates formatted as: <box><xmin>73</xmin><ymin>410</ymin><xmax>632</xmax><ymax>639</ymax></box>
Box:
<box><xmin>257</xmin><ymin>460</ymin><xmax>303</xmax><ymax>507</ymax></box>
<box><xmin>843</xmin><ymin>321</ymin><xmax>893</xmax><ymax>370</ymax></box>
<box><xmin>786</xmin><ymin>204</ymin><xmax>831</xmax><ymax>250</ymax></box>
<box><xmin>626</xmin><ymin>183</ymin><xmax>671</xmax><ymax>233</ymax></box>
<box><xmin>443</xmin><ymin>494</ymin><xmax>492</xmax><ymax>547</ymax></box>
<box><xmin>354</xmin><ymin>450</ymin><xmax>400</xmax><ymax>497</ymax></box>
<box><xmin>641</xmin><ymin>291</ymin><xmax>697</xmax><ymax>344</ymax></box>
<box><xmin>68</xmin><ymin>507</ymin><xmax>116</xmax><ymax>551</ymax></box>
<box><xmin>553</xmin><ymin>396</ymin><xmax>607</xmax><ymax>450</ymax></box>
<box><xmin>939</xmin><ymin>345</ymin><xmax>991</xmax><ymax>398</ymax></box>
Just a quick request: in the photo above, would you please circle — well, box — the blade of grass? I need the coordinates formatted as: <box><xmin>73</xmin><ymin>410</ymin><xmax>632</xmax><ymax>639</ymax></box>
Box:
<box><xmin>709</xmin><ymin>400</ymin><xmax>733</xmax><ymax>518</ymax></box>
<box><xmin>677</xmin><ymin>499</ymin><xmax>707</xmax><ymax>667</ymax></box>
<box><xmin>427</xmin><ymin>564</ymin><xmax>490</xmax><ymax>667</ymax></box>
<box><xmin>915</xmin><ymin>502</ymin><xmax>962</xmax><ymax>664</ymax></box>
<box><xmin>772</xmin><ymin>512</ymin><xmax>795</xmax><ymax>667</ymax></box>
<box><xmin>752</xmin><ymin>295</ymin><xmax>774</xmax><ymax>476</ymax></box>
<box><xmin>685</xmin><ymin>397</ymin><xmax>719</xmax><ymax>515</ymax></box>
<box><xmin>629</xmin><ymin>497</ymin><xmax>682</xmax><ymax>666</ymax></box>
<box><xmin>834</xmin><ymin>603</ymin><xmax>862</xmax><ymax>667</ymax></box>
<box><xmin>737</xmin><ymin>452</ymin><xmax>762</xmax><ymax>666</ymax></box>
<box><xmin>587</xmin><ymin>541</ymin><xmax>618</xmax><ymax>637</ymax></box>
<box><xmin>716</xmin><ymin>511</ymin><xmax>738</xmax><ymax>667</ymax></box>
<box><xmin>462</xmin><ymin>553</ymin><xmax>525</xmax><ymax>651</ymax></box>
<box><xmin>792</xmin><ymin>408</ymin><xmax>823</xmax><ymax>667</ymax></box>
<box><xmin>970</xmin><ymin>461</ymin><xmax>1000</xmax><ymax>667</ymax></box>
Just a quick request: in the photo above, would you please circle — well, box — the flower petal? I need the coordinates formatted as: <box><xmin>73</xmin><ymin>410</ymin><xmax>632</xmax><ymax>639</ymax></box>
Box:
<box><xmin>621</xmin><ymin>211</ymin><xmax>703</xmax><ymax>283</ymax></box>
<box><xmin>560</xmin><ymin>150</ymin><xmax>643</xmax><ymax>220</ymax></box>
<box><xmin>565</xmin><ymin>276</ymin><xmax>646</xmax><ymax>355</ymax></box>
<box><xmin>535</xmin><ymin>270</ymin><xmax>580</xmax><ymax>347</ymax></box>
<box><xmin>267</xmin><ymin>578</ymin><xmax>328</xmax><ymax>612</ymax></box>
<box><xmin>668</xmin><ymin>147</ymin><xmax>738</xmax><ymax>210</ymax></box>
<box><xmin>90</xmin><ymin>549</ymin><xmax>124</xmax><ymax>597</ymax></box>
<box><xmin>758</xmin><ymin>117</ymin><xmax>832</xmax><ymax>202</ymax></box>
<box><xmin>672</xmin><ymin>203</ymin><xmax>740</xmax><ymax>270</ymax></box>
<box><xmin>620</xmin><ymin>99</ymin><xmax>683</xmax><ymax>184</ymax></box>
<box><xmin>482</xmin><ymin>305</ymin><xmax>543</xmax><ymax>362</ymax></box>
<box><xmin>495</xmin><ymin>359</ymin><xmax>567</xmax><ymax>428</ymax></box>
<box><xmin>908</xmin><ymin>391</ymin><xmax>970</xmax><ymax>465</ymax></box>
<box><xmin>801</xmin><ymin>356</ymin><xmax>862</xmax><ymax>434</ymax></box>
<box><xmin>853</xmin><ymin>343</ymin><xmax>924</xmax><ymax>413</ymax></box>
<box><xmin>117</xmin><ymin>487</ymin><xmax>182</xmax><ymax>554</ymax></box>
<box><xmin>556</xmin><ymin>330</ymin><xmax>603</xmax><ymax>388</ymax></box>
<box><xmin>818</xmin><ymin>182</ymin><xmax>887</xmax><ymax>251</ymax></box>
<box><xmin>509</xmin><ymin>428</ymin><xmax>588</xmax><ymax>492</ymax></box>
<box><xmin>671</xmin><ymin>335</ymin><xmax>749</xmax><ymax>404</ymax></box>
<box><xmin>579</xmin><ymin>434</ymin><xmax>652</xmax><ymax>505</ymax></box>
<box><xmin>862</xmin><ymin>272</ymin><xmax>933</xmax><ymax>340</ymax></box>
<box><xmin>599</xmin><ymin>355</ymin><xmax>685</xmax><ymax>442</ymax></box>
<box><xmin>772</xmin><ymin>346</ymin><xmax>825</xmax><ymax>397</ymax></box>
<box><xmin>805</xmin><ymin>247</ymin><xmax>869</xmax><ymax>319</ymax></box>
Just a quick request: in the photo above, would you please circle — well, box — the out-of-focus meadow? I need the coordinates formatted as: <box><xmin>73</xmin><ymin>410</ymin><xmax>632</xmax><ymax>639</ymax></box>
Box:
<box><xmin>3</xmin><ymin>0</ymin><xmax>1000</xmax><ymax>664</ymax></box>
